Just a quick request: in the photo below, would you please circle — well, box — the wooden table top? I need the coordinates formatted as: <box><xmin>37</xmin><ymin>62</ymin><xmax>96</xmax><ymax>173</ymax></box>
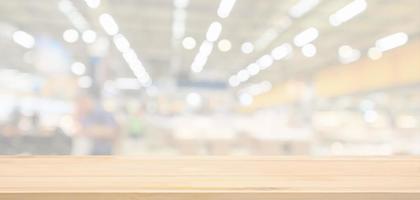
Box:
<box><xmin>1</xmin><ymin>156</ymin><xmax>420</xmax><ymax>199</ymax></box>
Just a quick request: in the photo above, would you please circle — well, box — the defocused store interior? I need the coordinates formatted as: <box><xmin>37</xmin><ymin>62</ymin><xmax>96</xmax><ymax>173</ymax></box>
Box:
<box><xmin>0</xmin><ymin>0</ymin><xmax>419</xmax><ymax>155</ymax></box>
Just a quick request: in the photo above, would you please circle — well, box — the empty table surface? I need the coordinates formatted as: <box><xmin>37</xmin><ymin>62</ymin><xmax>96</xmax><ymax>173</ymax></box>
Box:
<box><xmin>0</xmin><ymin>156</ymin><xmax>420</xmax><ymax>199</ymax></box>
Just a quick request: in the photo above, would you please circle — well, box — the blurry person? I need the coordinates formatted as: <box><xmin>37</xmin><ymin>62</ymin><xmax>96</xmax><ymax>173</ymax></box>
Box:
<box><xmin>75</xmin><ymin>94</ymin><xmax>119</xmax><ymax>155</ymax></box>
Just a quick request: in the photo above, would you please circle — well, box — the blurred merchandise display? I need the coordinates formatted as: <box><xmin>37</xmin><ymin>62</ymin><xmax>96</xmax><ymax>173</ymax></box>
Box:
<box><xmin>0</xmin><ymin>0</ymin><xmax>419</xmax><ymax>155</ymax></box>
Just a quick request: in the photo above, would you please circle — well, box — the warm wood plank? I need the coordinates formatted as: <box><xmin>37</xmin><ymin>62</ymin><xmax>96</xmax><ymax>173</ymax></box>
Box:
<box><xmin>1</xmin><ymin>156</ymin><xmax>420</xmax><ymax>199</ymax></box>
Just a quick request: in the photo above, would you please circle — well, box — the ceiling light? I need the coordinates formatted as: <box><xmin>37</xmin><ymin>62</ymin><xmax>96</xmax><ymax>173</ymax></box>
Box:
<box><xmin>289</xmin><ymin>0</ymin><xmax>320</xmax><ymax>18</ymax></box>
<box><xmin>271</xmin><ymin>43</ymin><xmax>292</xmax><ymax>60</ymax></box>
<box><xmin>301</xmin><ymin>43</ymin><xmax>316</xmax><ymax>57</ymax></box>
<box><xmin>199</xmin><ymin>40</ymin><xmax>214</xmax><ymax>56</ymax></box>
<box><xmin>240</xmin><ymin>81</ymin><xmax>272</xmax><ymax>96</ymax></box>
<box><xmin>217</xmin><ymin>0</ymin><xmax>237</xmax><ymax>18</ymax></box>
<box><xmin>123</xmin><ymin>49</ymin><xmax>140</xmax><ymax>66</ymax></box>
<box><xmin>206</xmin><ymin>21</ymin><xmax>222</xmax><ymax>42</ymax></box>
<box><xmin>367</xmin><ymin>47</ymin><xmax>382</xmax><ymax>60</ymax></box>
<box><xmin>238</xmin><ymin>69</ymin><xmax>250</xmax><ymax>82</ymax></box>
<box><xmin>84</xmin><ymin>0</ymin><xmax>100</xmax><ymax>8</ymax></box>
<box><xmin>375</xmin><ymin>32</ymin><xmax>408</xmax><ymax>52</ymax></box>
<box><xmin>338</xmin><ymin>45</ymin><xmax>352</xmax><ymax>57</ymax></box>
<box><xmin>239</xmin><ymin>93</ymin><xmax>253</xmax><ymax>106</ymax></box>
<box><xmin>113</xmin><ymin>34</ymin><xmax>130</xmax><ymax>53</ymax></box>
<box><xmin>338</xmin><ymin>45</ymin><xmax>360</xmax><ymax>64</ymax></box>
<box><xmin>71</xmin><ymin>62</ymin><xmax>86</xmax><ymax>75</ymax></box>
<box><xmin>228</xmin><ymin>75</ymin><xmax>240</xmax><ymax>87</ymax></box>
<box><xmin>182</xmin><ymin>36</ymin><xmax>196</xmax><ymax>50</ymax></box>
<box><xmin>191</xmin><ymin>63</ymin><xmax>204</xmax><ymax>73</ymax></box>
<box><xmin>217</xmin><ymin>39</ymin><xmax>232</xmax><ymax>52</ymax></box>
<box><xmin>256</xmin><ymin>55</ymin><xmax>274</xmax><ymax>69</ymax></box>
<box><xmin>191</xmin><ymin>53</ymin><xmax>208</xmax><ymax>73</ymax></box>
<box><xmin>329</xmin><ymin>0</ymin><xmax>367</xmax><ymax>26</ymax></box>
<box><xmin>241</xmin><ymin>42</ymin><xmax>254</xmax><ymax>54</ymax></box>
<box><xmin>293</xmin><ymin>27</ymin><xmax>319</xmax><ymax>47</ymax></box>
<box><xmin>12</xmin><ymin>31</ymin><xmax>35</xmax><ymax>48</ymax></box>
<box><xmin>186</xmin><ymin>92</ymin><xmax>202</xmax><ymax>108</ymax></box>
<box><xmin>246</xmin><ymin>63</ymin><xmax>260</xmax><ymax>76</ymax></box>
<box><xmin>82</xmin><ymin>30</ymin><xmax>96</xmax><ymax>43</ymax></box>
<box><xmin>59</xmin><ymin>0</ymin><xmax>89</xmax><ymax>31</ymax></box>
<box><xmin>63</xmin><ymin>29</ymin><xmax>79</xmax><ymax>43</ymax></box>
<box><xmin>99</xmin><ymin>13</ymin><xmax>119</xmax><ymax>35</ymax></box>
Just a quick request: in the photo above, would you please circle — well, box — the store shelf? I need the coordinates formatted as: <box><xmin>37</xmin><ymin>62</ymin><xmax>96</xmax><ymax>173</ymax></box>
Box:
<box><xmin>1</xmin><ymin>156</ymin><xmax>419</xmax><ymax>199</ymax></box>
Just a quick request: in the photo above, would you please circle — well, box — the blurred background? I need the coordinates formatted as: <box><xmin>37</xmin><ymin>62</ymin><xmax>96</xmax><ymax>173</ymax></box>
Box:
<box><xmin>0</xmin><ymin>0</ymin><xmax>419</xmax><ymax>155</ymax></box>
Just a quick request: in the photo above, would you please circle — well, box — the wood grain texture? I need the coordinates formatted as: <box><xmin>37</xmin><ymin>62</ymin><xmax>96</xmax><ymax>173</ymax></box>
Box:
<box><xmin>1</xmin><ymin>156</ymin><xmax>420</xmax><ymax>199</ymax></box>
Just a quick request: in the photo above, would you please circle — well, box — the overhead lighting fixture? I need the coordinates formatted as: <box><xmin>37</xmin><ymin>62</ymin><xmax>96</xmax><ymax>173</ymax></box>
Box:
<box><xmin>182</xmin><ymin>36</ymin><xmax>196</xmax><ymax>50</ymax></box>
<box><xmin>113</xmin><ymin>34</ymin><xmax>130</xmax><ymax>53</ymax></box>
<box><xmin>289</xmin><ymin>0</ymin><xmax>320</xmax><ymax>18</ymax></box>
<box><xmin>293</xmin><ymin>27</ymin><xmax>319</xmax><ymax>47</ymax></box>
<box><xmin>246</xmin><ymin>63</ymin><xmax>260</xmax><ymax>76</ymax></box>
<box><xmin>241</xmin><ymin>42</ymin><xmax>254</xmax><ymax>54</ymax></box>
<box><xmin>239</xmin><ymin>93</ymin><xmax>253</xmax><ymax>106</ymax></box>
<box><xmin>186</xmin><ymin>92</ymin><xmax>202</xmax><ymax>108</ymax></box>
<box><xmin>329</xmin><ymin>0</ymin><xmax>367</xmax><ymax>26</ymax></box>
<box><xmin>228</xmin><ymin>75</ymin><xmax>240</xmax><ymax>87</ymax></box>
<box><xmin>229</xmin><ymin>42</ymin><xmax>291</xmax><ymax>87</ymax></box>
<box><xmin>122</xmin><ymin>49</ymin><xmax>140</xmax><ymax>66</ymax></box>
<box><xmin>82</xmin><ymin>30</ymin><xmax>96</xmax><ymax>44</ymax></box>
<box><xmin>191</xmin><ymin>57</ymin><xmax>205</xmax><ymax>72</ymax></box>
<box><xmin>375</xmin><ymin>32</ymin><xmax>408</xmax><ymax>52</ymax></box>
<box><xmin>12</xmin><ymin>30</ymin><xmax>35</xmax><ymax>48</ymax></box>
<box><xmin>271</xmin><ymin>43</ymin><xmax>292</xmax><ymax>60</ymax></box>
<box><xmin>99</xmin><ymin>13</ymin><xmax>119</xmax><ymax>36</ymax></box>
<box><xmin>121</xmin><ymin>48</ymin><xmax>152</xmax><ymax>87</ymax></box>
<box><xmin>217</xmin><ymin>39</ymin><xmax>232</xmax><ymax>52</ymax></box>
<box><xmin>199</xmin><ymin>40</ymin><xmax>214</xmax><ymax>56</ymax></box>
<box><xmin>206</xmin><ymin>21</ymin><xmax>222</xmax><ymax>42</ymax></box>
<box><xmin>71</xmin><ymin>62</ymin><xmax>86</xmax><ymax>76</ymax></box>
<box><xmin>189</xmin><ymin>27</ymin><xmax>218</xmax><ymax>73</ymax></box>
<box><xmin>58</xmin><ymin>0</ymin><xmax>89</xmax><ymax>32</ymax></box>
<box><xmin>97</xmin><ymin>13</ymin><xmax>152</xmax><ymax>87</ymax></box>
<box><xmin>191</xmin><ymin>52</ymin><xmax>208</xmax><ymax>73</ymax></box>
<box><xmin>256</xmin><ymin>55</ymin><xmax>274</xmax><ymax>69</ymax></box>
<box><xmin>63</xmin><ymin>29</ymin><xmax>79</xmax><ymax>43</ymax></box>
<box><xmin>301</xmin><ymin>43</ymin><xmax>317</xmax><ymax>57</ymax></box>
<box><xmin>238</xmin><ymin>69</ymin><xmax>250</xmax><ymax>82</ymax></box>
<box><xmin>239</xmin><ymin>81</ymin><xmax>272</xmax><ymax>96</ymax></box>
<box><xmin>338</xmin><ymin>45</ymin><xmax>360</xmax><ymax>64</ymax></box>
<box><xmin>217</xmin><ymin>0</ymin><xmax>237</xmax><ymax>18</ymax></box>
<box><xmin>84</xmin><ymin>0</ymin><xmax>100</xmax><ymax>8</ymax></box>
